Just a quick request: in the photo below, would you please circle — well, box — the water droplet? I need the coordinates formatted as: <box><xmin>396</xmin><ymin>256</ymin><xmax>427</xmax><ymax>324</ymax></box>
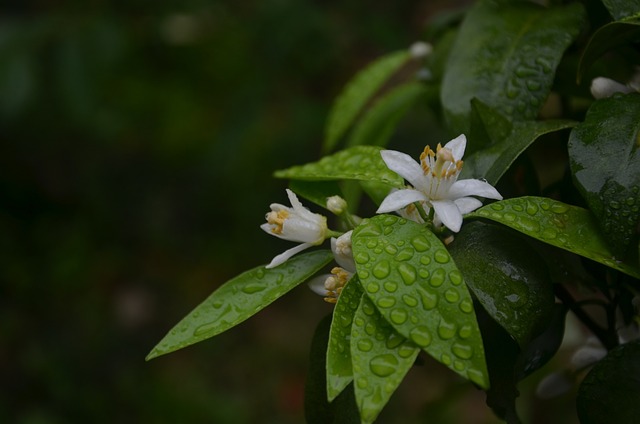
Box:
<box><xmin>384</xmin><ymin>281</ymin><xmax>398</xmax><ymax>292</ymax></box>
<box><xmin>458</xmin><ymin>325</ymin><xmax>472</xmax><ymax>339</ymax></box>
<box><xmin>367</xmin><ymin>282</ymin><xmax>380</xmax><ymax>293</ymax></box>
<box><xmin>526</xmin><ymin>80</ymin><xmax>541</xmax><ymax>91</ymax></box>
<box><xmin>541</xmin><ymin>228</ymin><xmax>557</xmax><ymax>240</ymax></box>
<box><xmin>242</xmin><ymin>283</ymin><xmax>266</xmax><ymax>294</ymax></box>
<box><xmin>383</xmin><ymin>216</ymin><xmax>398</xmax><ymax>226</ymax></box>
<box><xmin>256</xmin><ymin>269</ymin><xmax>266</xmax><ymax>279</ymax></box>
<box><xmin>410</xmin><ymin>325</ymin><xmax>432</xmax><ymax>347</ymax></box>
<box><xmin>420</xmin><ymin>255</ymin><xmax>431</xmax><ymax>265</ymax></box>
<box><xmin>438</xmin><ymin>321</ymin><xmax>457</xmax><ymax>340</ymax></box>
<box><xmin>212</xmin><ymin>300</ymin><xmax>224</xmax><ymax>309</ymax></box>
<box><xmin>357</xmin><ymin>339</ymin><xmax>373</xmax><ymax>352</ymax></box>
<box><xmin>513</xmin><ymin>204</ymin><xmax>524</xmax><ymax>212</ymax></box>
<box><xmin>337</xmin><ymin>341</ymin><xmax>346</xmax><ymax>353</ymax></box>
<box><xmin>445</xmin><ymin>289</ymin><xmax>460</xmax><ymax>303</ymax></box>
<box><xmin>397</xmin><ymin>240</ymin><xmax>405</xmax><ymax>247</ymax></box>
<box><xmin>339</xmin><ymin>314</ymin><xmax>352</xmax><ymax>328</ymax></box>
<box><xmin>354</xmin><ymin>317</ymin><xmax>365</xmax><ymax>327</ymax></box>
<box><xmin>540</xmin><ymin>201</ymin><xmax>550</xmax><ymax>211</ymax></box>
<box><xmin>373</xmin><ymin>260</ymin><xmax>391</xmax><ymax>279</ymax></box>
<box><xmin>383</xmin><ymin>226</ymin><xmax>394</xmax><ymax>235</ymax></box>
<box><xmin>626</xmin><ymin>197</ymin><xmax>636</xmax><ymax>206</ymax></box>
<box><xmin>420</xmin><ymin>291</ymin><xmax>438</xmax><ymax>310</ymax></box>
<box><xmin>395</xmin><ymin>248</ymin><xmax>414</xmax><ymax>262</ymax></box>
<box><xmin>390</xmin><ymin>308</ymin><xmax>408</xmax><ymax>324</ymax></box>
<box><xmin>359</xmin><ymin>270</ymin><xmax>370</xmax><ymax>279</ymax></box>
<box><xmin>370</xmin><ymin>354</ymin><xmax>399</xmax><ymax>377</ymax></box>
<box><xmin>385</xmin><ymin>244</ymin><xmax>398</xmax><ymax>255</ymax></box>
<box><xmin>459</xmin><ymin>299</ymin><xmax>473</xmax><ymax>314</ymax></box>
<box><xmin>609</xmin><ymin>200</ymin><xmax>620</xmax><ymax>209</ymax></box>
<box><xmin>454</xmin><ymin>360</ymin><xmax>465</xmax><ymax>371</ymax></box>
<box><xmin>429</xmin><ymin>268</ymin><xmax>446</xmax><ymax>287</ymax></box>
<box><xmin>441</xmin><ymin>353</ymin><xmax>452</xmax><ymax>365</ymax></box>
<box><xmin>449</xmin><ymin>270</ymin><xmax>463</xmax><ymax>286</ymax></box>
<box><xmin>357</xmin><ymin>377</ymin><xmax>368</xmax><ymax>389</ymax></box>
<box><xmin>374</xmin><ymin>248</ymin><xmax>383</xmax><ymax>254</ymax></box>
<box><xmin>491</xmin><ymin>203</ymin><xmax>504</xmax><ymax>211</ymax></box>
<box><xmin>398</xmin><ymin>263</ymin><xmax>416</xmax><ymax>285</ymax></box>
<box><xmin>367</xmin><ymin>240</ymin><xmax>378</xmax><ymax>249</ymax></box>
<box><xmin>398</xmin><ymin>344</ymin><xmax>416</xmax><ymax>358</ymax></box>
<box><xmin>503</xmin><ymin>212</ymin><xmax>516</xmax><ymax>222</ymax></box>
<box><xmin>411</xmin><ymin>235</ymin><xmax>431</xmax><ymax>252</ymax></box>
<box><xmin>434</xmin><ymin>249</ymin><xmax>450</xmax><ymax>264</ymax></box>
<box><xmin>402</xmin><ymin>294</ymin><xmax>418</xmax><ymax>307</ymax></box>
<box><xmin>386</xmin><ymin>332</ymin><xmax>404</xmax><ymax>349</ymax></box>
<box><xmin>194</xmin><ymin>322</ymin><xmax>217</xmax><ymax>337</ymax></box>
<box><xmin>525</xmin><ymin>201</ymin><xmax>538</xmax><ymax>215</ymax></box>
<box><xmin>506</xmin><ymin>88</ymin><xmax>519</xmax><ymax>99</ymax></box>
<box><xmin>518</xmin><ymin>216</ymin><xmax>540</xmax><ymax>232</ymax></box>
<box><xmin>515</xmin><ymin>65</ymin><xmax>536</xmax><ymax>78</ymax></box>
<box><xmin>355</xmin><ymin>252</ymin><xmax>370</xmax><ymax>264</ymax></box>
<box><xmin>365</xmin><ymin>323</ymin><xmax>376</xmax><ymax>336</ymax></box>
<box><xmin>452</xmin><ymin>343</ymin><xmax>473</xmax><ymax>359</ymax></box>
<box><xmin>419</xmin><ymin>268</ymin><xmax>430</xmax><ymax>279</ymax></box>
<box><xmin>362</xmin><ymin>300</ymin><xmax>376</xmax><ymax>316</ymax></box>
<box><xmin>551</xmin><ymin>203</ymin><xmax>569</xmax><ymax>214</ymax></box>
<box><xmin>377</xmin><ymin>296</ymin><xmax>396</xmax><ymax>308</ymax></box>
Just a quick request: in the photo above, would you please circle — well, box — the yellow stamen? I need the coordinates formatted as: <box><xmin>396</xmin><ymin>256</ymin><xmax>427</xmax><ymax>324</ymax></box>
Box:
<box><xmin>266</xmin><ymin>210</ymin><xmax>289</xmax><ymax>234</ymax></box>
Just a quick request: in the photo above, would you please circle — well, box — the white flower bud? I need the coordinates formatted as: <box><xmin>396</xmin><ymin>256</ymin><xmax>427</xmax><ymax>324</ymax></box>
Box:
<box><xmin>326</xmin><ymin>195</ymin><xmax>347</xmax><ymax>215</ymax></box>
<box><xmin>409</xmin><ymin>41</ymin><xmax>432</xmax><ymax>59</ymax></box>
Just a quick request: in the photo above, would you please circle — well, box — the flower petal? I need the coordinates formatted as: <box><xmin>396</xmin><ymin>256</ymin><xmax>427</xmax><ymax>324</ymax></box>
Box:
<box><xmin>431</xmin><ymin>199</ymin><xmax>463</xmax><ymax>232</ymax></box>
<box><xmin>454</xmin><ymin>197</ymin><xmax>483</xmax><ymax>215</ymax></box>
<box><xmin>266</xmin><ymin>242</ymin><xmax>313</xmax><ymax>268</ymax></box>
<box><xmin>307</xmin><ymin>274</ymin><xmax>330</xmax><ymax>297</ymax></box>
<box><xmin>448</xmin><ymin>179</ymin><xmax>503</xmax><ymax>200</ymax></box>
<box><xmin>376</xmin><ymin>188</ymin><xmax>427</xmax><ymax>214</ymax></box>
<box><xmin>380</xmin><ymin>150</ymin><xmax>428</xmax><ymax>192</ymax></box>
<box><xmin>443</xmin><ymin>134</ymin><xmax>466</xmax><ymax>161</ymax></box>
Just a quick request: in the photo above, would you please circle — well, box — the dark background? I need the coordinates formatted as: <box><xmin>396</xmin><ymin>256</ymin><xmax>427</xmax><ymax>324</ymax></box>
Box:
<box><xmin>1</xmin><ymin>1</ymin><xmax>572</xmax><ymax>423</ymax></box>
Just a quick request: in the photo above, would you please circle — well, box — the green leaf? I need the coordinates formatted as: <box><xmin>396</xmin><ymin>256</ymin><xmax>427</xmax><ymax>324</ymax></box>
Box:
<box><xmin>289</xmin><ymin>180</ymin><xmax>343</xmax><ymax>210</ymax></box>
<box><xmin>468</xmin><ymin>97</ymin><xmax>513</xmax><ymax>155</ymax></box>
<box><xmin>441</xmin><ymin>0</ymin><xmax>585</xmax><ymax>134</ymax></box>
<box><xmin>577</xmin><ymin>340</ymin><xmax>640</xmax><ymax>424</ymax></box>
<box><xmin>350</xmin><ymin>294</ymin><xmax>420</xmax><ymax>424</ymax></box>
<box><xmin>324</xmin><ymin>50</ymin><xmax>410</xmax><ymax>153</ymax></box>
<box><xmin>462</xmin><ymin>102</ymin><xmax>576</xmax><ymax>185</ymax></box>
<box><xmin>577</xmin><ymin>19</ymin><xmax>640</xmax><ymax>83</ymax></box>
<box><xmin>274</xmin><ymin>145</ymin><xmax>404</xmax><ymax>188</ymax></box>
<box><xmin>602</xmin><ymin>0</ymin><xmax>640</xmax><ymax>20</ymax></box>
<box><xmin>468</xmin><ymin>197</ymin><xmax>640</xmax><ymax>279</ymax></box>
<box><xmin>146</xmin><ymin>250</ymin><xmax>334</xmax><ymax>360</ymax></box>
<box><xmin>352</xmin><ymin>215</ymin><xmax>490</xmax><ymax>388</ymax></box>
<box><xmin>326</xmin><ymin>276</ymin><xmax>363</xmax><ymax>402</ymax></box>
<box><xmin>346</xmin><ymin>82</ymin><xmax>427</xmax><ymax>149</ymax></box>
<box><xmin>448</xmin><ymin>221</ymin><xmax>555</xmax><ymax>347</ymax></box>
<box><xmin>568</xmin><ymin>93</ymin><xmax>640</xmax><ymax>256</ymax></box>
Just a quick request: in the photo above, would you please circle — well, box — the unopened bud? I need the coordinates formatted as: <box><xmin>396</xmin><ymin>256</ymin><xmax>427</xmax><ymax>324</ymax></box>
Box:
<box><xmin>326</xmin><ymin>195</ymin><xmax>348</xmax><ymax>215</ymax></box>
<box><xmin>409</xmin><ymin>41</ymin><xmax>432</xmax><ymax>59</ymax></box>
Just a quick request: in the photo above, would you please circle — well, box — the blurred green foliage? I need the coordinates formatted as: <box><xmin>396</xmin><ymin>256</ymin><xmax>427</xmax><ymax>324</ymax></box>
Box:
<box><xmin>1</xmin><ymin>1</ymin><xmax>456</xmax><ymax>423</ymax></box>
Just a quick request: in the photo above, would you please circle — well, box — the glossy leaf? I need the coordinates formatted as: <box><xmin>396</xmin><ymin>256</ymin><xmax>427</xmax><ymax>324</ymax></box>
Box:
<box><xmin>568</xmin><ymin>93</ymin><xmax>640</xmax><ymax>256</ymax></box>
<box><xmin>577</xmin><ymin>18</ymin><xmax>640</xmax><ymax>83</ymax></box>
<box><xmin>274</xmin><ymin>145</ymin><xmax>404</xmax><ymax>188</ymax></box>
<box><xmin>577</xmin><ymin>340</ymin><xmax>640</xmax><ymax>424</ymax></box>
<box><xmin>324</xmin><ymin>50</ymin><xmax>410</xmax><ymax>153</ymax></box>
<box><xmin>462</xmin><ymin>100</ymin><xmax>576</xmax><ymax>185</ymax></box>
<box><xmin>346</xmin><ymin>82</ymin><xmax>427</xmax><ymax>149</ymax></box>
<box><xmin>350</xmin><ymin>294</ymin><xmax>419</xmax><ymax>424</ymax></box>
<box><xmin>326</xmin><ymin>276</ymin><xmax>363</xmax><ymax>402</ymax></box>
<box><xmin>352</xmin><ymin>215</ymin><xmax>489</xmax><ymax>388</ymax></box>
<box><xmin>146</xmin><ymin>250</ymin><xmax>334</xmax><ymax>360</ymax></box>
<box><xmin>468</xmin><ymin>197</ymin><xmax>640</xmax><ymax>279</ymax></box>
<box><xmin>441</xmin><ymin>0</ymin><xmax>584</xmax><ymax>134</ymax></box>
<box><xmin>289</xmin><ymin>179</ymin><xmax>343</xmax><ymax>210</ymax></box>
<box><xmin>448</xmin><ymin>221</ymin><xmax>555</xmax><ymax>347</ymax></box>
<box><xmin>602</xmin><ymin>0</ymin><xmax>640</xmax><ymax>20</ymax></box>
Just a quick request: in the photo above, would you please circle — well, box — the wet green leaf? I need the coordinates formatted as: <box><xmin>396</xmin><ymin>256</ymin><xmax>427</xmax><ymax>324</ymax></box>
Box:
<box><xmin>568</xmin><ymin>93</ymin><xmax>640</xmax><ymax>256</ymax></box>
<box><xmin>577</xmin><ymin>18</ymin><xmax>640</xmax><ymax>83</ymax></box>
<box><xmin>462</xmin><ymin>100</ymin><xmax>576</xmax><ymax>185</ymax></box>
<box><xmin>346</xmin><ymin>82</ymin><xmax>427</xmax><ymax>149</ymax></box>
<box><xmin>577</xmin><ymin>340</ymin><xmax>640</xmax><ymax>424</ymax></box>
<box><xmin>441</xmin><ymin>0</ymin><xmax>585</xmax><ymax>134</ymax></box>
<box><xmin>468</xmin><ymin>197</ymin><xmax>640</xmax><ymax>279</ymax></box>
<box><xmin>324</xmin><ymin>50</ymin><xmax>410</xmax><ymax>153</ymax></box>
<box><xmin>352</xmin><ymin>215</ymin><xmax>489</xmax><ymax>388</ymax></box>
<box><xmin>602</xmin><ymin>0</ymin><xmax>640</xmax><ymax>20</ymax></box>
<box><xmin>448</xmin><ymin>221</ymin><xmax>555</xmax><ymax>347</ymax></box>
<box><xmin>274</xmin><ymin>145</ymin><xmax>404</xmax><ymax>188</ymax></box>
<box><xmin>327</xmin><ymin>276</ymin><xmax>363</xmax><ymax>401</ymax></box>
<box><xmin>289</xmin><ymin>180</ymin><xmax>343</xmax><ymax>210</ymax></box>
<box><xmin>146</xmin><ymin>250</ymin><xmax>334</xmax><ymax>360</ymax></box>
<box><xmin>350</xmin><ymin>294</ymin><xmax>419</xmax><ymax>424</ymax></box>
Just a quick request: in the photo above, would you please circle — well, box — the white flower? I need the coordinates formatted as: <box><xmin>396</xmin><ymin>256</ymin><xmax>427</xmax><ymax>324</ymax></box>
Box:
<box><xmin>261</xmin><ymin>189</ymin><xmax>328</xmax><ymax>268</ymax></box>
<box><xmin>376</xmin><ymin>134</ymin><xmax>502</xmax><ymax>232</ymax></box>
<box><xmin>326</xmin><ymin>195</ymin><xmax>348</xmax><ymax>215</ymax></box>
<box><xmin>307</xmin><ymin>230</ymin><xmax>355</xmax><ymax>303</ymax></box>
<box><xmin>331</xmin><ymin>230</ymin><xmax>355</xmax><ymax>272</ymax></box>
<box><xmin>590</xmin><ymin>68</ymin><xmax>640</xmax><ymax>99</ymax></box>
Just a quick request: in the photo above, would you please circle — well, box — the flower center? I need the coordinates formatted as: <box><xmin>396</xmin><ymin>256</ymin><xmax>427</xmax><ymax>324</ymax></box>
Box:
<box><xmin>420</xmin><ymin>144</ymin><xmax>463</xmax><ymax>179</ymax></box>
<box><xmin>266</xmin><ymin>210</ymin><xmax>289</xmax><ymax>234</ymax></box>
<box><xmin>323</xmin><ymin>267</ymin><xmax>351</xmax><ymax>303</ymax></box>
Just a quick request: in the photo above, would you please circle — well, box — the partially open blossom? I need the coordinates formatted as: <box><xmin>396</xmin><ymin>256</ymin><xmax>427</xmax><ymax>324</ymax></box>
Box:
<box><xmin>376</xmin><ymin>134</ymin><xmax>502</xmax><ymax>232</ymax></box>
<box><xmin>261</xmin><ymin>189</ymin><xmax>328</xmax><ymax>268</ymax></box>
<box><xmin>307</xmin><ymin>231</ymin><xmax>355</xmax><ymax>303</ymax></box>
<box><xmin>590</xmin><ymin>68</ymin><xmax>640</xmax><ymax>99</ymax></box>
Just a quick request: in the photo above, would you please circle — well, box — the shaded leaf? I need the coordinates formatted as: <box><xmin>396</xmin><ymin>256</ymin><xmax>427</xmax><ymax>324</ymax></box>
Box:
<box><xmin>441</xmin><ymin>0</ymin><xmax>585</xmax><ymax>134</ymax></box>
<box><xmin>568</xmin><ymin>93</ymin><xmax>640</xmax><ymax>256</ymax></box>
<box><xmin>448</xmin><ymin>221</ymin><xmax>555</xmax><ymax>348</ymax></box>
<box><xmin>468</xmin><ymin>197</ymin><xmax>640</xmax><ymax>279</ymax></box>
<box><xmin>146</xmin><ymin>250</ymin><xmax>334</xmax><ymax>360</ymax></box>
<box><xmin>602</xmin><ymin>0</ymin><xmax>640</xmax><ymax>20</ymax></box>
<box><xmin>346</xmin><ymin>82</ymin><xmax>427</xmax><ymax>149</ymax></box>
<box><xmin>350</xmin><ymin>294</ymin><xmax>419</xmax><ymax>424</ymax></box>
<box><xmin>324</xmin><ymin>50</ymin><xmax>410</xmax><ymax>153</ymax></box>
<box><xmin>327</xmin><ymin>276</ymin><xmax>363</xmax><ymax>401</ymax></box>
<box><xmin>577</xmin><ymin>340</ymin><xmax>640</xmax><ymax>424</ymax></box>
<box><xmin>352</xmin><ymin>215</ymin><xmax>489</xmax><ymax>388</ymax></box>
<box><xmin>289</xmin><ymin>179</ymin><xmax>343</xmax><ymax>210</ymax></box>
<box><xmin>274</xmin><ymin>145</ymin><xmax>403</xmax><ymax>188</ymax></box>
